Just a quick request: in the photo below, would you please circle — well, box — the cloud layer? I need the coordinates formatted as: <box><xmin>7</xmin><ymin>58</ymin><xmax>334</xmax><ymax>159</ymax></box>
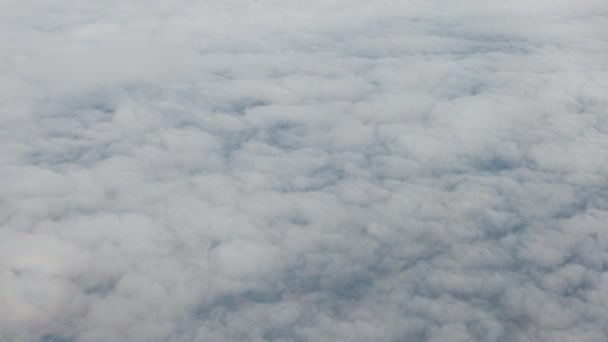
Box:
<box><xmin>2</xmin><ymin>0</ymin><xmax>608</xmax><ymax>341</ymax></box>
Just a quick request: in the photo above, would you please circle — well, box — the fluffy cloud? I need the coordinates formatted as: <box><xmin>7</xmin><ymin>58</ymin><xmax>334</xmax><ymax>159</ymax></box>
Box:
<box><xmin>1</xmin><ymin>0</ymin><xmax>608</xmax><ymax>341</ymax></box>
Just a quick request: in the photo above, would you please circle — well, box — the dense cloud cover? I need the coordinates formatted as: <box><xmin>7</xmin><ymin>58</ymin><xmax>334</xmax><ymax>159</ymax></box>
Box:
<box><xmin>2</xmin><ymin>0</ymin><xmax>608</xmax><ymax>341</ymax></box>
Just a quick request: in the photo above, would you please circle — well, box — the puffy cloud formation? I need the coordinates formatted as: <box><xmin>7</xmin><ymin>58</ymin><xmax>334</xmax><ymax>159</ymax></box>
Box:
<box><xmin>2</xmin><ymin>0</ymin><xmax>608</xmax><ymax>341</ymax></box>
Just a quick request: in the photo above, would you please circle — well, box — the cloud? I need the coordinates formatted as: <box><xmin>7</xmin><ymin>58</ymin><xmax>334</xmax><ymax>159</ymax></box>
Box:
<box><xmin>1</xmin><ymin>0</ymin><xmax>608</xmax><ymax>341</ymax></box>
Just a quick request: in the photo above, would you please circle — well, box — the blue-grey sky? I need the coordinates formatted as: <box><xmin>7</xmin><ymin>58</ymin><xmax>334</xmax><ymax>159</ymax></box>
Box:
<box><xmin>1</xmin><ymin>0</ymin><xmax>608</xmax><ymax>341</ymax></box>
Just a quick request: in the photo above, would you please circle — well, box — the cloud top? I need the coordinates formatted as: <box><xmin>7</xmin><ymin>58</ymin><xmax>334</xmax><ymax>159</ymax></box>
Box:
<box><xmin>1</xmin><ymin>0</ymin><xmax>608</xmax><ymax>341</ymax></box>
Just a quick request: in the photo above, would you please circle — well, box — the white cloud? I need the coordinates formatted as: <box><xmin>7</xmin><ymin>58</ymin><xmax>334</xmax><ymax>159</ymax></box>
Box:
<box><xmin>1</xmin><ymin>0</ymin><xmax>608</xmax><ymax>341</ymax></box>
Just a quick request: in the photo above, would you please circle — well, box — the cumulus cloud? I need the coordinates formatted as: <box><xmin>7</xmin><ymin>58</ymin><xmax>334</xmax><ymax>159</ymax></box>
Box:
<box><xmin>1</xmin><ymin>0</ymin><xmax>608</xmax><ymax>341</ymax></box>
